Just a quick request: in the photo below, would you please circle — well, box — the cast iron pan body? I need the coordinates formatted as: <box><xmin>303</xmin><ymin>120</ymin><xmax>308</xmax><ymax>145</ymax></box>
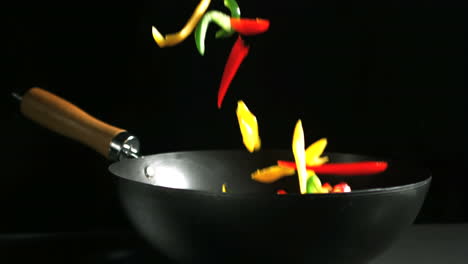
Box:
<box><xmin>17</xmin><ymin>88</ymin><xmax>431</xmax><ymax>264</ymax></box>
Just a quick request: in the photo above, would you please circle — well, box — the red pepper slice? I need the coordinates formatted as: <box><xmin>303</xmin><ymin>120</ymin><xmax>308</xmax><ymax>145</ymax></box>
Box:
<box><xmin>230</xmin><ymin>18</ymin><xmax>270</xmax><ymax>35</ymax></box>
<box><xmin>217</xmin><ymin>36</ymin><xmax>249</xmax><ymax>108</ymax></box>
<box><xmin>277</xmin><ymin>160</ymin><xmax>388</xmax><ymax>175</ymax></box>
<box><xmin>332</xmin><ymin>182</ymin><xmax>351</xmax><ymax>193</ymax></box>
<box><xmin>322</xmin><ymin>183</ymin><xmax>333</xmax><ymax>192</ymax></box>
<box><xmin>276</xmin><ymin>189</ymin><xmax>287</xmax><ymax>195</ymax></box>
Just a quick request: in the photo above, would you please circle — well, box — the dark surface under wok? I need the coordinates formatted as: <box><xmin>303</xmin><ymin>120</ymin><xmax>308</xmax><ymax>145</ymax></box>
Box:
<box><xmin>2</xmin><ymin>223</ymin><xmax>467</xmax><ymax>264</ymax></box>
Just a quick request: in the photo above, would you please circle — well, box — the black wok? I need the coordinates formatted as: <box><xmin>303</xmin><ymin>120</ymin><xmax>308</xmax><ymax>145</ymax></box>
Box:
<box><xmin>16</xmin><ymin>87</ymin><xmax>431</xmax><ymax>264</ymax></box>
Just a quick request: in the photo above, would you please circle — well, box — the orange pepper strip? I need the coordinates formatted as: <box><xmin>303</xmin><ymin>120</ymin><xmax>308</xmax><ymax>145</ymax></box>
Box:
<box><xmin>152</xmin><ymin>0</ymin><xmax>211</xmax><ymax>48</ymax></box>
<box><xmin>251</xmin><ymin>165</ymin><xmax>295</xmax><ymax>183</ymax></box>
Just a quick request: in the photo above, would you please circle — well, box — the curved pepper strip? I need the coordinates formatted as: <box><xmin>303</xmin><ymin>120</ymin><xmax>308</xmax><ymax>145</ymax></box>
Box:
<box><xmin>195</xmin><ymin>13</ymin><xmax>270</xmax><ymax>56</ymax></box>
<box><xmin>222</xmin><ymin>183</ymin><xmax>227</xmax><ymax>193</ymax></box>
<box><xmin>218</xmin><ymin>36</ymin><xmax>249</xmax><ymax>108</ymax></box>
<box><xmin>251</xmin><ymin>165</ymin><xmax>295</xmax><ymax>183</ymax></box>
<box><xmin>152</xmin><ymin>0</ymin><xmax>211</xmax><ymax>48</ymax></box>
<box><xmin>216</xmin><ymin>0</ymin><xmax>241</xmax><ymax>39</ymax></box>
<box><xmin>236</xmin><ymin>100</ymin><xmax>261</xmax><ymax>152</ymax></box>
<box><xmin>292</xmin><ymin>120</ymin><xmax>308</xmax><ymax>194</ymax></box>
<box><xmin>305</xmin><ymin>138</ymin><xmax>329</xmax><ymax>166</ymax></box>
<box><xmin>230</xmin><ymin>18</ymin><xmax>270</xmax><ymax>35</ymax></box>
<box><xmin>277</xmin><ymin>160</ymin><xmax>389</xmax><ymax>175</ymax></box>
<box><xmin>194</xmin><ymin>11</ymin><xmax>232</xmax><ymax>55</ymax></box>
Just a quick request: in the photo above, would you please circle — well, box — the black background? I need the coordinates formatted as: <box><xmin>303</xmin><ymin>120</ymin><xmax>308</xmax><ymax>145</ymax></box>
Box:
<box><xmin>2</xmin><ymin>0</ymin><xmax>466</xmax><ymax>234</ymax></box>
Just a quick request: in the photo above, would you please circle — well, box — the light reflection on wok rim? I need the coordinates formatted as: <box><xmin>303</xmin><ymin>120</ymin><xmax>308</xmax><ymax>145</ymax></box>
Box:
<box><xmin>110</xmin><ymin>150</ymin><xmax>431</xmax><ymax>199</ymax></box>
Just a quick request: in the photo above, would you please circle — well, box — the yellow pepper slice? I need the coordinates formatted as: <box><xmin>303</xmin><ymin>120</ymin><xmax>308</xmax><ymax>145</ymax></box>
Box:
<box><xmin>292</xmin><ymin>120</ymin><xmax>308</xmax><ymax>194</ymax></box>
<box><xmin>305</xmin><ymin>138</ymin><xmax>329</xmax><ymax>166</ymax></box>
<box><xmin>222</xmin><ymin>183</ymin><xmax>227</xmax><ymax>193</ymax></box>
<box><xmin>152</xmin><ymin>0</ymin><xmax>211</xmax><ymax>48</ymax></box>
<box><xmin>236</xmin><ymin>100</ymin><xmax>261</xmax><ymax>153</ymax></box>
<box><xmin>251</xmin><ymin>165</ymin><xmax>296</xmax><ymax>183</ymax></box>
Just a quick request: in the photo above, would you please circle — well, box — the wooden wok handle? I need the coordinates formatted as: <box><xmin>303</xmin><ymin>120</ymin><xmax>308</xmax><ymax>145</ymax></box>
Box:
<box><xmin>20</xmin><ymin>87</ymin><xmax>129</xmax><ymax>159</ymax></box>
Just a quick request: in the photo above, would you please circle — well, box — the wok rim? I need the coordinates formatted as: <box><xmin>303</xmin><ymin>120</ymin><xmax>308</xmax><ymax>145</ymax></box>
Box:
<box><xmin>116</xmin><ymin>175</ymin><xmax>432</xmax><ymax>199</ymax></box>
<box><xmin>110</xmin><ymin>149</ymin><xmax>432</xmax><ymax>199</ymax></box>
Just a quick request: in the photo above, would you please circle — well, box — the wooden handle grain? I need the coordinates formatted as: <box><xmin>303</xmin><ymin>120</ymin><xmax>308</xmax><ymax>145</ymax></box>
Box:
<box><xmin>20</xmin><ymin>87</ymin><xmax>125</xmax><ymax>158</ymax></box>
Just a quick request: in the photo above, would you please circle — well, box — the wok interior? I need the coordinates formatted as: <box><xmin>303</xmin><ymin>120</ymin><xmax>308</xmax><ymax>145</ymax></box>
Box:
<box><xmin>109</xmin><ymin>150</ymin><xmax>430</xmax><ymax>194</ymax></box>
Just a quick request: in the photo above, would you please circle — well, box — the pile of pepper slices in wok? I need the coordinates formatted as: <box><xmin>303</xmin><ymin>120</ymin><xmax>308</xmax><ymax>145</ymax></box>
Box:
<box><xmin>152</xmin><ymin>0</ymin><xmax>388</xmax><ymax>194</ymax></box>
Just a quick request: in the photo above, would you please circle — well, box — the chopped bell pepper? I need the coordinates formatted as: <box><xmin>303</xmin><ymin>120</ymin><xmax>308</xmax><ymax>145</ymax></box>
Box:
<box><xmin>218</xmin><ymin>37</ymin><xmax>249</xmax><ymax>108</ymax></box>
<box><xmin>305</xmin><ymin>138</ymin><xmax>329</xmax><ymax>166</ymax></box>
<box><xmin>152</xmin><ymin>0</ymin><xmax>211</xmax><ymax>48</ymax></box>
<box><xmin>276</xmin><ymin>160</ymin><xmax>389</xmax><ymax>175</ymax></box>
<box><xmin>322</xmin><ymin>182</ymin><xmax>333</xmax><ymax>193</ymax></box>
<box><xmin>251</xmin><ymin>165</ymin><xmax>295</xmax><ymax>183</ymax></box>
<box><xmin>292</xmin><ymin>120</ymin><xmax>308</xmax><ymax>194</ymax></box>
<box><xmin>306</xmin><ymin>171</ymin><xmax>326</xmax><ymax>194</ymax></box>
<box><xmin>276</xmin><ymin>189</ymin><xmax>287</xmax><ymax>195</ymax></box>
<box><xmin>194</xmin><ymin>12</ymin><xmax>270</xmax><ymax>56</ymax></box>
<box><xmin>236</xmin><ymin>100</ymin><xmax>261</xmax><ymax>152</ymax></box>
<box><xmin>229</xmin><ymin>18</ymin><xmax>270</xmax><ymax>35</ymax></box>
<box><xmin>194</xmin><ymin>11</ymin><xmax>232</xmax><ymax>56</ymax></box>
<box><xmin>332</xmin><ymin>182</ymin><xmax>351</xmax><ymax>193</ymax></box>
<box><xmin>222</xmin><ymin>183</ymin><xmax>227</xmax><ymax>193</ymax></box>
<box><xmin>216</xmin><ymin>0</ymin><xmax>241</xmax><ymax>38</ymax></box>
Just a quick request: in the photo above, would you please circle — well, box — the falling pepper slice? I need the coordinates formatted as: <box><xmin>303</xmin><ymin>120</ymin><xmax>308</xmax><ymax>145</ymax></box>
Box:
<box><xmin>276</xmin><ymin>189</ymin><xmax>287</xmax><ymax>195</ymax></box>
<box><xmin>194</xmin><ymin>11</ymin><xmax>232</xmax><ymax>56</ymax></box>
<box><xmin>251</xmin><ymin>165</ymin><xmax>295</xmax><ymax>183</ymax></box>
<box><xmin>229</xmin><ymin>18</ymin><xmax>270</xmax><ymax>35</ymax></box>
<box><xmin>277</xmin><ymin>160</ymin><xmax>389</xmax><ymax>175</ymax></box>
<box><xmin>222</xmin><ymin>183</ymin><xmax>227</xmax><ymax>193</ymax></box>
<box><xmin>292</xmin><ymin>120</ymin><xmax>308</xmax><ymax>194</ymax></box>
<box><xmin>152</xmin><ymin>0</ymin><xmax>211</xmax><ymax>48</ymax></box>
<box><xmin>332</xmin><ymin>182</ymin><xmax>352</xmax><ymax>193</ymax></box>
<box><xmin>322</xmin><ymin>183</ymin><xmax>333</xmax><ymax>193</ymax></box>
<box><xmin>194</xmin><ymin>12</ymin><xmax>269</xmax><ymax>56</ymax></box>
<box><xmin>216</xmin><ymin>0</ymin><xmax>241</xmax><ymax>38</ymax></box>
<box><xmin>236</xmin><ymin>100</ymin><xmax>261</xmax><ymax>152</ymax></box>
<box><xmin>306</xmin><ymin>171</ymin><xmax>327</xmax><ymax>194</ymax></box>
<box><xmin>305</xmin><ymin>138</ymin><xmax>329</xmax><ymax>166</ymax></box>
<box><xmin>218</xmin><ymin>36</ymin><xmax>249</xmax><ymax>108</ymax></box>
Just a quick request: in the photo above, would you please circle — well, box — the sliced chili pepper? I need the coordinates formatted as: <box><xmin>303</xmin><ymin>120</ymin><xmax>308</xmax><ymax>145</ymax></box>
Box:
<box><xmin>251</xmin><ymin>165</ymin><xmax>295</xmax><ymax>183</ymax></box>
<box><xmin>277</xmin><ymin>160</ymin><xmax>388</xmax><ymax>175</ymax></box>
<box><xmin>236</xmin><ymin>100</ymin><xmax>261</xmax><ymax>152</ymax></box>
<box><xmin>332</xmin><ymin>182</ymin><xmax>351</xmax><ymax>193</ymax></box>
<box><xmin>276</xmin><ymin>189</ymin><xmax>287</xmax><ymax>195</ymax></box>
<box><xmin>230</xmin><ymin>18</ymin><xmax>270</xmax><ymax>35</ymax></box>
<box><xmin>217</xmin><ymin>36</ymin><xmax>249</xmax><ymax>108</ymax></box>
<box><xmin>216</xmin><ymin>0</ymin><xmax>241</xmax><ymax>38</ymax></box>
<box><xmin>292</xmin><ymin>120</ymin><xmax>308</xmax><ymax>194</ymax></box>
<box><xmin>152</xmin><ymin>0</ymin><xmax>211</xmax><ymax>48</ymax></box>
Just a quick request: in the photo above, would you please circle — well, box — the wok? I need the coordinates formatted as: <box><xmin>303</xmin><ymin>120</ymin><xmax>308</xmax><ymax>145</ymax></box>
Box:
<box><xmin>16</xmin><ymin>87</ymin><xmax>431</xmax><ymax>264</ymax></box>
